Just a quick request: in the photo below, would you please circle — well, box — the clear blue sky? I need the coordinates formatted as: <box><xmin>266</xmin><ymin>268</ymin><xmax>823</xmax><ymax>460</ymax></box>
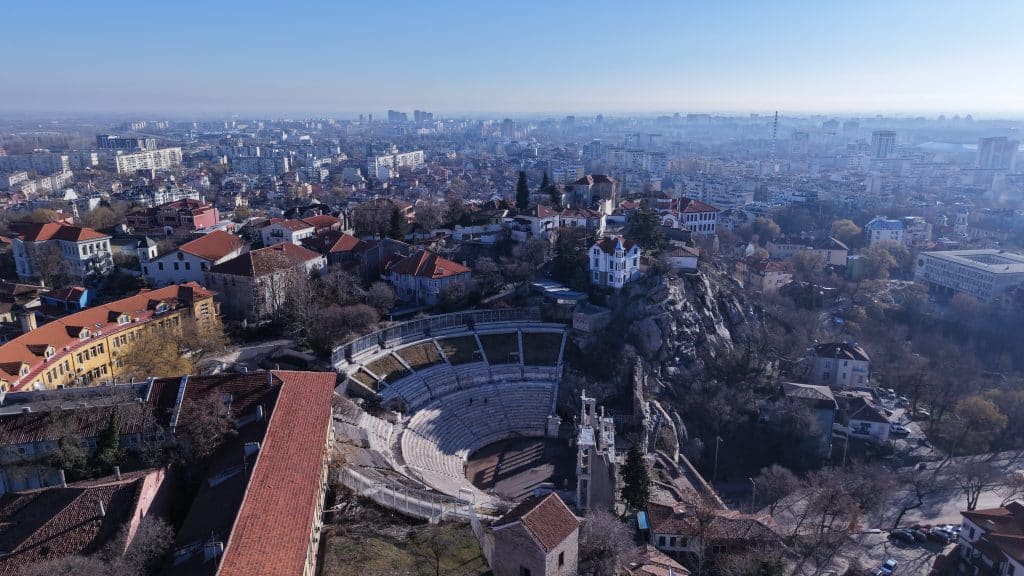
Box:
<box><xmin>1</xmin><ymin>0</ymin><xmax>1021</xmax><ymax>117</ymax></box>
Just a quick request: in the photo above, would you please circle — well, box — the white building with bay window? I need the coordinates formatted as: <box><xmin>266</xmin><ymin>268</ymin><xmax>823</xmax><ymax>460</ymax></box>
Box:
<box><xmin>589</xmin><ymin>236</ymin><xmax>641</xmax><ymax>289</ymax></box>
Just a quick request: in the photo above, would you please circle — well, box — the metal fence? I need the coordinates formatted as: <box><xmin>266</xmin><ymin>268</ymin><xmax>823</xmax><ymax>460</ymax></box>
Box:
<box><xmin>332</xmin><ymin>307</ymin><xmax>544</xmax><ymax>367</ymax></box>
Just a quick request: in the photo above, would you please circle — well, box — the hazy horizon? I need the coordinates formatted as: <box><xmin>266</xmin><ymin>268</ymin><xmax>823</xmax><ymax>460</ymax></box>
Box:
<box><xmin>2</xmin><ymin>0</ymin><xmax>1022</xmax><ymax>118</ymax></box>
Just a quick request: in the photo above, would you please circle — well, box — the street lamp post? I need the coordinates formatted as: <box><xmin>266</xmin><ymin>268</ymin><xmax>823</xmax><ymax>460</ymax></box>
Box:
<box><xmin>749</xmin><ymin>477</ymin><xmax>757</xmax><ymax>513</ymax></box>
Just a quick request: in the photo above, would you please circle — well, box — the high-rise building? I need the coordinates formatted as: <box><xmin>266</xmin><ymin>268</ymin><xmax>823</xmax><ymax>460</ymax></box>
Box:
<box><xmin>96</xmin><ymin>134</ymin><xmax>156</xmax><ymax>151</ymax></box>
<box><xmin>871</xmin><ymin>130</ymin><xmax>896</xmax><ymax>159</ymax></box>
<box><xmin>977</xmin><ymin>136</ymin><xmax>1019</xmax><ymax>170</ymax></box>
<box><xmin>110</xmin><ymin>148</ymin><xmax>182</xmax><ymax>174</ymax></box>
<box><xmin>413</xmin><ymin>110</ymin><xmax>434</xmax><ymax>122</ymax></box>
<box><xmin>386</xmin><ymin>109</ymin><xmax>408</xmax><ymax>123</ymax></box>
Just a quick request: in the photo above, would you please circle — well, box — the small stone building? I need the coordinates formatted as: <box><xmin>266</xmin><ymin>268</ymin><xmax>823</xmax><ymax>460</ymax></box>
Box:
<box><xmin>491</xmin><ymin>493</ymin><xmax>580</xmax><ymax>576</ymax></box>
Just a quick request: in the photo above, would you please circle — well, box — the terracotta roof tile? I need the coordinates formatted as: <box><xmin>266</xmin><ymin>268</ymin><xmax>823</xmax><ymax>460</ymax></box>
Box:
<box><xmin>178</xmin><ymin>231</ymin><xmax>246</xmax><ymax>262</ymax></box>
<box><xmin>388</xmin><ymin>250</ymin><xmax>470</xmax><ymax>279</ymax></box>
<box><xmin>17</xmin><ymin>223</ymin><xmax>109</xmax><ymax>242</ymax></box>
<box><xmin>208</xmin><ymin>244</ymin><xmax>322</xmax><ymax>277</ymax></box>
<box><xmin>217</xmin><ymin>371</ymin><xmax>335</xmax><ymax>576</ymax></box>
<box><xmin>493</xmin><ymin>493</ymin><xmax>579</xmax><ymax>552</ymax></box>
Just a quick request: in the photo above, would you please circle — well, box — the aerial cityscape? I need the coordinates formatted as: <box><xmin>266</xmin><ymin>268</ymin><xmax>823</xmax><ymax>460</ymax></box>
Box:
<box><xmin>0</xmin><ymin>2</ymin><xmax>1022</xmax><ymax>576</ymax></box>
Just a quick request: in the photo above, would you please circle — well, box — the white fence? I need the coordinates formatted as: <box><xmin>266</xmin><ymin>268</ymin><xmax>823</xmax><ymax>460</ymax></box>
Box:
<box><xmin>338</xmin><ymin>466</ymin><xmax>473</xmax><ymax>523</ymax></box>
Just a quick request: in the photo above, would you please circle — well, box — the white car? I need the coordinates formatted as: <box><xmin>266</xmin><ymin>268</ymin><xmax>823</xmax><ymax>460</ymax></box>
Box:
<box><xmin>880</xmin><ymin>559</ymin><xmax>899</xmax><ymax>575</ymax></box>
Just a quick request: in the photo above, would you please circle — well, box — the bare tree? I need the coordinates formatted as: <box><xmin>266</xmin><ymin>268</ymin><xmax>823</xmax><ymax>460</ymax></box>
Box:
<box><xmin>579</xmin><ymin>510</ymin><xmax>635</xmax><ymax>576</ymax></box>
<box><xmin>755</xmin><ymin>464</ymin><xmax>800</xmax><ymax>515</ymax></box>
<box><xmin>366</xmin><ymin>281</ymin><xmax>395</xmax><ymax>316</ymax></box>
<box><xmin>950</xmin><ymin>459</ymin><xmax>1002</xmax><ymax>511</ymax></box>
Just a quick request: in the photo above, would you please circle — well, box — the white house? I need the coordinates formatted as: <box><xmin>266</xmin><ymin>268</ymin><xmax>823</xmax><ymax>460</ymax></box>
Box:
<box><xmin>661</xmin><ymin>245</ymin><xmax>700</xmax><ymax>273</ymax></box>
<box><xmin>387</xmin><ymin>249</ymin><xmax>471</xmax><ymax>306</ymax></box>
<box><xmin>560</xmin><ymin>208</ymin><xmax>606</xmax><ymax>237</ymax></box>
<box><xmin>589</xmin><ymin>236</ymin><xmax>642</xmax><ymax>288</ymax></box>
<box><xmin>864</xmin><ymin>217</ymin><xmax>905</xmax><ymax>246</ymax></box>
<box><xmin>143</xmin><ymin>230</ymin><xmax>247</xmax><ymax>286</ymax></box>
<box><xmin>660</xmin><ymin>197</ymin><xmax>719</xmax><ymax>236</ymax></box>
<box><xmin>261</xmin><ymin>218</ymin><xmax>315</xmax><ymax>246</ymax></box>
<box><xmin>809</xmin><ymin>342</ymin><xmax>870</xmax><ymax>389</ymax></box>
<box><xmin>845</xmin><ymin>396</ymin><xmax>890</xmax><ymax>443</ymax></box>
<box><xmin>12</xmin><ymin>223</ymin><xmax>114</xmax><ymax>282</ymax></box>
<box><xmin>958</xmin><ymin>502</ymin><xmax>1024</xmax><ymax>576</ymax></box>
<box><xmin>508</xmin><ymin>205</ymin><xmax>560</xmax><ymax>242</ymax></box>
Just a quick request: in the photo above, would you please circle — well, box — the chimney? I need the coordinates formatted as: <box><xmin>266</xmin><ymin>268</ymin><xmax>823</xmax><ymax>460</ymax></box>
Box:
<box><xmin>58</xmin><ymin>469</ymin><xmax>67</xmax><ymax>488</ymax></box>
<box><xmin>114</xmin><ymin>466</ymin><xmax>122</xmax><ymax>480</ymax></box>
<box><xmin>18</xmin><ymin>312</ymin><xmax>37</xmax><ymax>334</ymax></box>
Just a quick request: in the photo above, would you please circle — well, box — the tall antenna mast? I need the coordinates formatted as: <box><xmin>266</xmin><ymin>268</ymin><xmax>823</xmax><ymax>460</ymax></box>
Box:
<box><xmin>769</xmin><ymin>111</ymin><xmax>779</xmax><ymax>172</ymax></box>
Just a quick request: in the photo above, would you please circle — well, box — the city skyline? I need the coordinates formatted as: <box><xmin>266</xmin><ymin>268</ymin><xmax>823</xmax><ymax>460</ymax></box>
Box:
<box><xmin>2</xmin><ymin>0</ymin><xmax>1023</xmax><ymax>117</ymax></box>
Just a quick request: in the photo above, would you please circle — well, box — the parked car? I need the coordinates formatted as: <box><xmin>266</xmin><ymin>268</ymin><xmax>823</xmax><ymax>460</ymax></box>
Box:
<box><xmin>910</xmin><ymin>529</ymin><xmax>928</xmax><ymax>542</ymax></box>
<box><xmin>910</xmin><ymin>409</ymin><xmax>931</xmax><ymax>421</ymax></box>
<box><xmin>880</xmin><ymin>559</ymin><xmax>899</xmax><ymax>575</ymax></box>
<box><xmin>928</xmin><ymin>527</ymin><xmax>955</xmax><ymax>544</ymax></box>
<box><xmin>890</xmin><ymin>529</ymin><xmax>915</xmax><ymax>544</ymax></box>
<box><xmin>890</xmin><ymin>423</ymin><xmax>911</xmax><ymax>436</ymax></box>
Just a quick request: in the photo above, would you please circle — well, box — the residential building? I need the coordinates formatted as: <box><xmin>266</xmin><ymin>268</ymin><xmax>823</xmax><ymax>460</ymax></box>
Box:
<box><xmin>871</xmin><ymin>130</ymin><xmax>896</xmax><ymax>159</ymax></box>
<box><xmin>143</xmin><ymin>230</ymin><xmax>247</xmax><ymax>286</ymax></box>
<box><xmin>915</xmin><ymin>249</ymin><xmax>1024</xmax><ymax>302</ymax></box>
<box><xmin>662</xmin><ymin>245</ymin><xmax>701</xmax><ymax>273</ymax></box>
<box><xmin>127</xmin><ymin>198</ymin><xmax>220</xmax><ymax>236</ymax></box>
<box><xmin>559</xmin><ymin>208</ymin><xmax>606</xmax><ymax>237</ymax></box>
<box><xmin>111</xmin><ymin>147</ymin><xmax>183</xmax><ymax>174</ymax></box>
<box><xmin>736</xmin><ymin>257</ymin><xmax>792</xmax><ymax>293</ymax></box>
<box><xmin>0</xmin><ymin>283</ymin><xmax>219</xmax><ymax>392</ymax></box>
<box><xmin>644</xmin><ymin>502</ymin><xmax>782</xmax><ymax>560</ymax></box>
<box><xmin>11</xmin><ymin>223</ymin><xmax>114</xmax><ymax>282</ymax></box>
<box><xmin>865</xmin><ymin>216</ymin><xmax>905</xmax><ymax>246</ymax></box>
<box><xmin>843</xmin><ymin>394</ymin><xmax>890</xmax><ymax>443</ymax></box>
<box><xmin>808</xmin><ymin>342</ymin><xmax>870</xmax><ymax>389</ymax></box>
<box><xmin>625</xmin><ymin>546</ymin><xmax>691</xmax><ymax>576</ymax></box>
<box><xmin>509</xmin><ymin>205</ymin><xmax>560</xmax><ymax>242</ymax></box>
<box><xmin>205</xmin><ymin>244</ymin><xmax>326</xmax><ymax>323</ymax></box>
<box><xmin>0</xmin><ymin>153</ymin><xmax>70</xmax><ymax>175</ymax></box>
<box><xmin>958</xmin><ymin>501</ymin><xmax>1024</xmax><ymax>576</ymax></box>
<box><xmin>589</xmin><ymin>236</ymin><xmax>642</xmax><ymax>289</ymax></box>
<box><xmin>231</xmin><ymin>155</ymin><xmax>290</xmax><ymax>176</ymax></box>
<box><xmin>767</xmin><ymin>236</ymin><xmax>849</xmax><ymax>267</ymax></box>
<box><xmin>386</xmin><ymin>249</ymin><xmax>471</xmax><ymax>306</ymax></box>
<box><xmin>660</xmin><ymin>197</ymin><xmax>719</xmax><ymax>236</ymax></box>
<box><xmin>568</xmin><ymin>174</ymin><xmax>620</xmax><ymax>211</ymax></box>
<box><xmin>0</xmin><ymin>469</ymin><xmax>173</xmax><ymax>571</ymax></box>
<box><xmin>261</xmin><ymin>218</ymin><xmax>316</xmax><ymax>246</ymax></box>
<box><xmin>365</xmin><ymin>150</ymin><xmax>424</xmax><ymax>179</ymax></box>
<box><xmin>781</xmin><ymin>382</ymin><xmax>838</xmax><ymax>458</ymax></box>
<box><xmin>977</xmin><ymin>137</ymin><xmax>1019</xmax><ymax>170</ymax></box>
<box><xmin>96</xmin><ymin>134</ymin><xmax>156</xmax><ymax>151</ymax></box>
<box><xmin>491</xmin><ymin>492</ymin><xmax>580</xmax><ymax>576</ymax></box>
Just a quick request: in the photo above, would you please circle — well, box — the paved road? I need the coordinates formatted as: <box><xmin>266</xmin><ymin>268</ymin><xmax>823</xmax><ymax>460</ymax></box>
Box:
<box><xmin>206</xmin><ymin>339</ymin><xmax>296</xmax><ymax>372</ymax></box>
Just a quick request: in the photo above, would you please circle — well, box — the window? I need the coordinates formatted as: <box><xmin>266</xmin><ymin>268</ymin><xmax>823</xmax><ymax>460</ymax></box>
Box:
<box><xmin>174</xmin><ymin>262</ymin><xmax>179</xmax><ymax>270</ymax></box>
<box><xmin>158</xmin><ymin>262</ymin><xmax>164</xmax><ymax>271</ymax></box>
<box><xmin>185</xmin><ymin>262</ymin><xmax>191</xmax><ymax>270</ymax></box>
<box><xmin>658</xmin><ymin>536</ymin><xmax>666</xmax><ymax>547</ymax></box>
<box><xmin>670</xmin><ymin>536</ymin><xmax>677</xmax><ymax>547</ymax></box>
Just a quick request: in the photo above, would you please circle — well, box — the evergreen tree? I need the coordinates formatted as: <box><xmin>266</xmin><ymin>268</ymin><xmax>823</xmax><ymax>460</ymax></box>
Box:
<box><xmin>620</xmin><ymin>443</ymin><xmax>651</xmax><ymax>511</ymax></box>
<box><xmin>549</xmin><ymin>186</ymin><xmax>563</xmax><ymax>211</ymax></box>
<box><xmin>628</xmin><ymin>207</ymin><xmax>666</xmax><ymax>250</ymax></box>
<box><xmin>515</xmin><ymin>171</ymin><xmax>530</xmax><ymax>210</ymax></box>
<box><xmin>387</xmin><ymin>207</ymin><xmax>406</xmax><ymax>240</ymax></box>
<box><xmin>94</xmin><ymin>412</ymin><xmax>121</xmax><ymax>473</ymax></box>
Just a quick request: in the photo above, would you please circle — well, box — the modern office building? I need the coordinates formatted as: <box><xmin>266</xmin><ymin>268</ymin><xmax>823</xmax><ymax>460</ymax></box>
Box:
<box><xmin>915</xmin><ymin>249</ymin><xmax>1024</xmax><ymax>302</ymax></box>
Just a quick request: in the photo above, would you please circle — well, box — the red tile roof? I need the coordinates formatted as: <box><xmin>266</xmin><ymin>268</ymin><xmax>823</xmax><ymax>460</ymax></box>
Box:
<box><xmin>493</xmin><ymin>492</ymin><xmax>580</xmax><ymax>552</ymax></box>
<box><xmin>388</xmin><ymin>249</ymin><xmax>470</xmax><ymax>279</ymax></box>
<box><xmin>272</xmin><ymin>219</ymin><xmax>314</xmax><ymax>232</ymax></box>
<box><xmin>218</xmin><ymin>371</ymin><xmax>335</xmax><ymax>576</ymax></box>
<box><xmin>595</xmin><ymin>236</ymin><xmax>638</xmax><ymax>255</ymax></box>
<box><xmin>178</xmin><ymin>230</ymin><xmax>246</xmax><ymax>262</ymax></box>
<box><xmin>677</xmin><ymin>197</ymin><xmax>719</xmax><ymax>213</ymax></box>
<box><xmin>0</xmin><ymin>283</ymin><xmax>216</xmax><ymax>388</ymax></box>
<box><xmin>17</xmin><ymin>222</ymin><xmax>109</xmax><ymax>242</ymax></box>
<box><xmin>208</xmin><ymin>244</ymin><xmax>322</xmax><ymax>277</ymax></box>
<box><xmin>0</xmin><ymin>476</ymin><xmax>145</xmax><ymax>575</ymax></box>
<box><xmin>300</xmin><ymin>214</ymin><xmax>340</xmax><ymax>229</ymax></box>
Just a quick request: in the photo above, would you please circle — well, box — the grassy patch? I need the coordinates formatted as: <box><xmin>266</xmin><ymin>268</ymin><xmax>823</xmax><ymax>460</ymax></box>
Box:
<box><xmin>321</xmin><ymin>522</ymin><xmax>490</xmax><ymax>576</ymax></box>
<box><xmin>365</xmin><ymin>354</ymin><xmax>410</xmax><ymax>383</ymax></box>
<box><xmin>397</xmin><ymin>342</ymin><xmax>444</xmax><ymax>370</ymax></box>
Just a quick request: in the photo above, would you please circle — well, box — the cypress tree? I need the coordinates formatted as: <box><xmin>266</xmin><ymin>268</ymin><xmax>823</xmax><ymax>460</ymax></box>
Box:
<box><xmin>620</xmin><ymin>443</ymin><xmax>651</xmax><ymax>510</ymax></box>
<box><xmin>515</xmin><ymin>171</ymin><xmax>530</xmax><ymax>210</ymax></box>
